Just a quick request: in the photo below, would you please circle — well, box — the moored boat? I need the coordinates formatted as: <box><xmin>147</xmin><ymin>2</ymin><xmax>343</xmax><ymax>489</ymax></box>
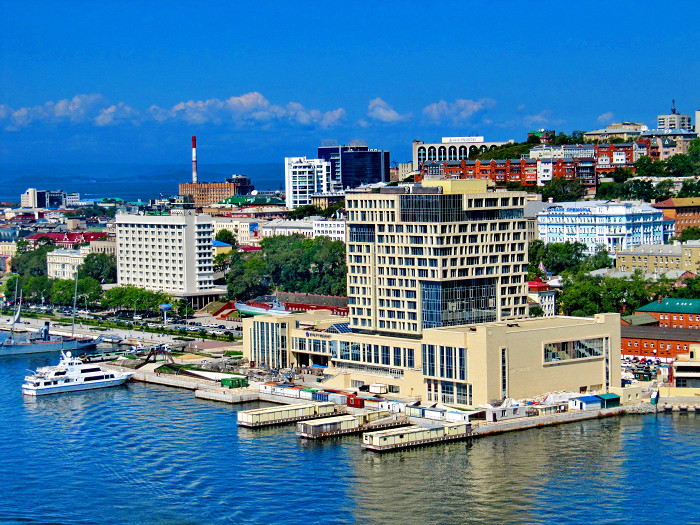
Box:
<box><xmin>234</xmin><ymin>298</ymin><xmax>290</xmax><ymax>316</ymax></box>
<box><xmin>22</xmin><ymin>351</ymin><xmax>132</xmax><ymax>396</ymax></box>
<box><xmin>0</xmin><ymin>322</ymin><xmax>102</xmax><ymax>356</ymax></box>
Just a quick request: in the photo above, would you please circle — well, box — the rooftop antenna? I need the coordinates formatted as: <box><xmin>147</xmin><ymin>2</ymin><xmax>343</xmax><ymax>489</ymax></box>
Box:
<box><xmin>671</xmin><ymin>99</ymin><xmax>677</xmax><ymax>114</ymax></box>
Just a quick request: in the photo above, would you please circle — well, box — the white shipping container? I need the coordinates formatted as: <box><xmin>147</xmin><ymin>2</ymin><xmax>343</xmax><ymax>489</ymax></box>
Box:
<box><xmin>369</xmin><ymin>383</ymin><xmax>388</xmax><ymax>394</ymax></box>
<box><xmin>446</xmin><ymin>411</ymin><xmax>469</xmax><ymax>422</ymax></box>
<box><xmin>423</xmin><ymin>409</ymin><xmax>447</xmax><ymax>421</ymax></box>
<box><xmin>299</xmin><ymin>390</ymin><xmax>315</xmax><ymax>400</ymax></box>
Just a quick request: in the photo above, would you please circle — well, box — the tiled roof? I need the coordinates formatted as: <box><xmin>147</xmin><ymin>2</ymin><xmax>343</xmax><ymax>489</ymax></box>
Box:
<box><xmin>637</xmin><ymin>298</ymin><xmax>700</xmax><ymax>314</ymax></box>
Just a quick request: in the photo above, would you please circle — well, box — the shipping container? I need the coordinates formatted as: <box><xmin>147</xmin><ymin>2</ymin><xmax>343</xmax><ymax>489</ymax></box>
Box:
<box><xmin>405</xmin><ymin>405</ymin><xmax>424</xmax><ymax>418</ymax></box>
<box><xmin>315</xmin><ymin>402</ymin><xmax>337</xmax><ymax>415</ymax></box>
<box><xmin>443</xmin><ymin>422</ymin><xmax>469</xmax><ymax>436</ymax></box>
<box><xmin>299</xmin><ymin>388</ymin><xmax>317</xmax><ymax>401</ymax></box>
<box><xmin>387</xmin><ymin>401</ymin><xmax>405</xmax><ymax>413</ymax></box>
<box><xmin>423</xmin><ymin>408</ymin><xmax>447</xmax><ymax>421</ymax></box>
<box><xmin>313</xmin><ymin>391</ymin><xmax>330</xmax><ymax>402</ymax></box>
<box><xmin>445</xmin><ymin>411</ymin><xmax>470</xmax><ymax>422</ymax></box>
<box><xmin>369</xmin><ymin>383</ymin><xmax>388</xmax><ymax>394</ymax></box>
<box><xmin>259</xmin><ymin>382</ymin><xmax>278</xmax><ymax>394</ymax></box>
<box><xmin>346</xmin><ymin>395</ymin><xmax>365</xmax><ymax>408</ymax></box>
<box><xmin>328</xmin><ymin>393</ymin><xmax>348</xmax><ymax>405</ymax></box>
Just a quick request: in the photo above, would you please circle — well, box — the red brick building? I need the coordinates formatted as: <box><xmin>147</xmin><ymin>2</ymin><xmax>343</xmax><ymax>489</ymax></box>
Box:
<box><xmin>635</xmin><ymin>298</ymin><xmax>700</xmax><ymax>329</ymax></box>
<box><xmin>621</xmin><ymin>325</ymin><xmax>700</xmax><ymax>363</ymax></box>
<box><xmin>653</xmin><ymin>198</ymin><xmax>700</xmax><ymax>237</ymax></box>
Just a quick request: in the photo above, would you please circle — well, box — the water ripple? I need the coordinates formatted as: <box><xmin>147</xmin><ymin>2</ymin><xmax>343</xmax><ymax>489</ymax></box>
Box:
<box><xmin>1</xmin><ymin>356</ymin><xmax>699</xmax><ymax>524</ymax></box>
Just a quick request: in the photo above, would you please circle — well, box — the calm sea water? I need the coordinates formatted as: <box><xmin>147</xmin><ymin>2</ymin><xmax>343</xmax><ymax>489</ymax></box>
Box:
<box><xmin>0</xmin><ymin>163</ymin><xmax>285</xmax><ymax>203</ymax></box>
<box><xmin>1</xmin><ymin>351</ymin><xmax>699</xmax><ymax>525</ymax></box>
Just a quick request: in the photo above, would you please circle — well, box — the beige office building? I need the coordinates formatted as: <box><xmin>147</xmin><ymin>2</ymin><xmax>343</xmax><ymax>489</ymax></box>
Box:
<box><xmin>616</xmin><ymin>240</ymin><xmax>700</xmax><ymax>274</ymax></box>
<box><xmin>115</xmin><ymin>209</ymin><xmax>215</xmax><ymax>294</ymax></box>
<box><xmin>46</xmin><ymin>247</ymin><xmax>89</xmax><ymax>279</ymax></box>
<box><xmin>211</xmin><ymin>216</ymin><xmax>266</xmax><ymax>245</ymax></box>
<box><xmin>345</xmin><ymin>180</ymin><xmax>529</xmax><ymax>336</ymax></box>
<box><xmin>243</xmin><ymin>311</ymin><xmax>621</xmax><ymax>407</ymax></box>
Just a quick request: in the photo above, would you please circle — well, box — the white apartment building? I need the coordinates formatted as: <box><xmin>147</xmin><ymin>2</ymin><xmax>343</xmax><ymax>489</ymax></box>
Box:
<box><xmin>20</xmin><ymin>188</ymin><xmax>40</xmax><ymax>208</ymax></box>
<box><xmin>284</xmin><ymin>157</ymin><xmax>334</xmax><ymax>209</ymax></box>
<box><xmin>211</xmin><ymin>216</ymin><xmax>267</xmax><ymax>245</ymax></box>
<box><xmin>412</xmin><ymin>137</ymin><xmax>509</xmax><ymax>170</ymax></box>
<box><xmin>528</xmin><ymin>144</ymin><xmax>596</xmax><ymax>160</ymax></box>
<box><xmin>658</xmin><ymin>111</ymin><xmax>692</xmax><ymax>131</ymax></box>
<box><xmin>46</xmin><ymin>246</ymin><xmax>90</xmax><ymax>280</ymax></box>
<box><xmin>312</xmin><ymin>219</ymin><xmax>346</xmax><ymax>242</ymax></box>
<box><xmin>260</xmin><ymin>218</ymin><xmax>316</xmax><ymax>239</ymax></box>
<box><xmin>537</xmin><ymin>201</ymin><xmax>667</xmax><ymax>256</ymax></box>
<box><xmin>345</xmin><ymin>179</ymin><xmax>529</xmax><ymax>336</ymax></box>
<box><xmin>115</xmin><ymin>209</ymin><xmax>214</xmax><ymax>294</ymax></box>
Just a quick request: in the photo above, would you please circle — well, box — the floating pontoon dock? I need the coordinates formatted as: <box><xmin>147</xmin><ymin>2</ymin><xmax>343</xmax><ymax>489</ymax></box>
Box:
<box><xmin>237</xmin><ymin>402</ymin><xmax>343</xmax><ymax>428</ymax></box>
<box><xmin>361</xmin><ymin>422</ymin><xmax>471</xmax><ymax>452</ymax></box>
<box><xmin>296</xmin><ymin>411</ymin><xmax>411</xmax><ymax>439</ymax></box>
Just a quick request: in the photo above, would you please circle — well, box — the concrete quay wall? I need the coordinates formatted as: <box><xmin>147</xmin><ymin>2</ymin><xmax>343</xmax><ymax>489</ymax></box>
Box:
<box><xmin>472</xmin><ymin>407</ymin><xmax>627</xmax><ymax>437</ymax></box>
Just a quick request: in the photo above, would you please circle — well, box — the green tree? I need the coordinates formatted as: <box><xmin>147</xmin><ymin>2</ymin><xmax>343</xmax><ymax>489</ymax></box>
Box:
<box><xmin>543</xmin><ymin>241</ymin><xmax>587</xmax><ymax>275</ymax></box>
<box><xmin>688</xmin><ymin>138</ymin><xmax>700</xmax><ymax>174</ymax></box>
<box><xmin>665</xmin><ymin>154</ymin><xmax>695</xmax><ymax>178</ymax></box>
<box><xmin>541</xmin><ymin>177</ymin><xmax>584</xmax><ymax>202</ymax></box>
<box><xmin>625</xmin><ymin>179</ymin><xmax>656</xmax><ymax>201</ymax></box>
<box><xmin>679</xmin><ymin>226</ymin><xmax>700</xmax><ymax>242</ymax></box>
<box><xmin>287</xmin><ymin>205</ymin><xmax>323</xmax><ymax>219</ymax></box>
<box><xmin>11</xmin><ymin>244</ymin><xmax>56</xmax><ymax>277</ymax></box>
<box><xmin>677</xmin><ymin>178</ymin><xmax>700</xmax><ymax>198</ymax></box>
<box><xmin>634</xmin><ymin>156</ymin><xmax>666</xmax><ymax>178</ymax></box>
<box><xmin>50</xmin><ymin>279</ymin><xmax>77</xmax><ymax>305</ymax></box>
<box><xmin>78</xmin><ymin>253</ymin><xmax>117</xmax><ymax>283</ymax></box>
<box><xmin>596</xmin><ymin>182</ymin><xmax>626</xmax><ymax>200</ymax></box>
<box><xmin>581</xmin><ymin>245</ymin><xmax>613</xmax><ymax>272</ymax></box>
<box><xmin>654</xmin><ymin>178</ymin><xmax>675</xmax><ymax>201</ymax></box>
<box><xmin>215</xmin><ymin>229</ymin><xmax>237</xmax><ymax>247</ymax></box>
<box><xmin>529</xmin><ymin>306</ymin><xmax>545</xmax><ymax>317</ymax></box>
<box><xmin>610</xmin><ymin>167</ymin><xmax>633</xmax><ymax>184</ymax></box>
<box><xmin>175</xmin><ymin>298</ymin><xmax>195</xmax><ymax>318</ymax></box>
<box><xmin>559</xmin><ymin>274</ymin><xmax>602</xmax><ymax>316</ymax></box>
<box><xmin>226</xmin><ymin>252</ymin><xmax>270</xmax><ymax>300</ymax></box>
<box><xmin>15</xmin><ymin>239</ymin><xmax>29</xmax><ymax>255</ymax></box>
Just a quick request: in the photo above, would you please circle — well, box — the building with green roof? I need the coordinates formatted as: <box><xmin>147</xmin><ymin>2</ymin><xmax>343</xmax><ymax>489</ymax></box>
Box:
<box><xmin>636</xmin><ymin>298</ymin><xmax>700</xmax><ymax>329</ymax></box>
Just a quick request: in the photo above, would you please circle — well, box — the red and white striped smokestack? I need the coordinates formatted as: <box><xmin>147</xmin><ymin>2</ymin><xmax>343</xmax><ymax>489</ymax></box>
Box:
<box><xmin>191</xmin><ymin>136</ymin><xmax>198</xmax><ymax>183</ymax></box>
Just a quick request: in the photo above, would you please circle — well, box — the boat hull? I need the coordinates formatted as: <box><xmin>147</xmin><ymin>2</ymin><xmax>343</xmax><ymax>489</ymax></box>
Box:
<box><xmin>22</xmin><ymin>376</ymin><xmax>131</xmax><ymax>396</ymax></box>
<box><xmin>0</xmin><ymin>337</ymin><xmax>100</xmax><ymax>356</ymax></box>
<box><xmin>234</xmin><ymin>302</ymin><xmax>290</xmax><ymax>316</ymax></box>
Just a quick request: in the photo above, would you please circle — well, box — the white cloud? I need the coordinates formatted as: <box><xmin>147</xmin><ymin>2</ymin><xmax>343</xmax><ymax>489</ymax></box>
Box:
<box><xmin>422</xmin><ymin>98</ymin><xmax>495</xmax><ymax>124</ymax></box>
<box><xmin>94</xmin><ymin>102</ymin><xmax>140</xmax><ymax>126</ymax></box>
<box><xmin>516</xmin><ymin>104</ymin><xmax>526</xmax><ymax>111</ymax></box>
<box><xmin>149</xmin><ymin>92</ymin><xmax>344</xmax><ymax>128</ymax></box>
<box><xmin>366</xmin><ymin>97</ymin><xmax>411</xmax><ymax>123</ymax></box>
<box><xmin>2</xmin><ymin>92</ymin><xmax>344</xmax><ymax>130</ymax></box>
<box><xmin>597</xmin><ymin>111</ymin><xmax>614</xmax><ymax>123</ymax></box>
<box><xmin>3</xmin><ymin>94</ymin><xmax>107</xmax><ymax>128</ymax></box>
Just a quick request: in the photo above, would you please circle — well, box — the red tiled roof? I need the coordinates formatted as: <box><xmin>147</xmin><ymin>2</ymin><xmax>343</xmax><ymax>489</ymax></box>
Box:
<box><xmin>26</xmin><ymin>232</ymin><xmax>107</xmax><ymax>243</ymax></box>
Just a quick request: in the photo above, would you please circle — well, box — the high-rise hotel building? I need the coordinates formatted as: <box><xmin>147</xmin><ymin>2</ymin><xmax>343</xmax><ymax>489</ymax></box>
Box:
<box><xmin>345</xmin><ymin>179</ymin><xmax>529</xmax><ymax>336</ymax></box>
<box><xmin>115</xmin><ymin>208</ymin><xmax>215</xmax><ymax>295</ymax></box>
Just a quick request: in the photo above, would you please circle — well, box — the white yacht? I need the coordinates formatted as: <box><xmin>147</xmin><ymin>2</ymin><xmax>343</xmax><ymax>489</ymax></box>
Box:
<box><xmin>22</xmin><ymin>351</ymin><xmax>133</xmax><ymax>396</ymax></box>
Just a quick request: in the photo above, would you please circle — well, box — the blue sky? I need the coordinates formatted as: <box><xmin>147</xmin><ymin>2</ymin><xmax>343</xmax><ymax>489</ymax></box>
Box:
<box><xmin>1</xmin><ymin>0</ymin><xmax>698</xmax><ymax>166</ymax></box>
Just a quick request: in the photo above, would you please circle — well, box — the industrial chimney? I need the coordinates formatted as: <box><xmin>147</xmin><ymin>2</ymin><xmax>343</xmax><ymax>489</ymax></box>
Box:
<box><xmin>192</xmin><ymin>136</ymin><xmax>198</xmax><ymax>183</ymax></box>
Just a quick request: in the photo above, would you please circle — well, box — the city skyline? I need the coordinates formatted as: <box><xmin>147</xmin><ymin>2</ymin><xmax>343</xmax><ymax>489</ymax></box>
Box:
<box><xmin>1</xmin><ymin>1</ymin><xmax>698</xmax><ymax>166</ymax></box>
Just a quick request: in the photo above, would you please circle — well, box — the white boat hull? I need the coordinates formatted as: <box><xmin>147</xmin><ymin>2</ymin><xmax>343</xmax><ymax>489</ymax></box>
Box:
<box><xmin>22</xmin><ymin>376</ymin><xmax>131</xmax><ymax>396</ymax></box>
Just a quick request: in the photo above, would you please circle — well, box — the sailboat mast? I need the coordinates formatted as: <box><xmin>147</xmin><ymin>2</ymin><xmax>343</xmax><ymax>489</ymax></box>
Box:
<box><xmin>71</xmin><ymin>269</ymin><xmax>79</xmax><ymax>337</ymax></box>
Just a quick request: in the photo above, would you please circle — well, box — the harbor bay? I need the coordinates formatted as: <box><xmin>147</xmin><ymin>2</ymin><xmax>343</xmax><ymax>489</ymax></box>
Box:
<box><xmin>1</xmin><ymin>353</ymin><xmax>699</xmax><ymax>525</ymax></box>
